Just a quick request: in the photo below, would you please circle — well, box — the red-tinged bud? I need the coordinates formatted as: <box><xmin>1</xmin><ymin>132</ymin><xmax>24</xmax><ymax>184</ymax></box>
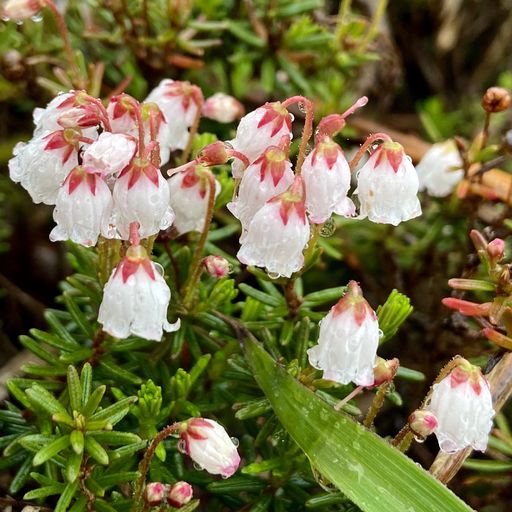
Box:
<box><xmin>469</xmin><ymin>229</ymin><xmax>488</xmax><ymax>253</ymax></box>
<box><xmin>167</xmin><ymin>481</ymin><xmax>193</xmax><ymax>508</ymax></box>
<box><xmin>487</xmin><ymin>238</ymin><xmax>505</xmax><ymax>263</ymax></box>
<box><xmin>317</xmin><ymin>114</ymin><xmax>345</xmax><ymax>139</ymax></box>
<box><xmin>203</xmin><ymin>93</ymin><xmax>244</xmax><ymax>123</ymax></box>
<box><xmin>198</xmin><ymin>141</ymin><xmax>229</xmax><ymax>165</ymax></box>
<box><xmin>483</xmin><ymin>327</ymin><xmax>512</xmax><ymax>350</ymax></box>
<box><xmin>372</xmin><ymin>357</ymin><xmax>399</xmax><ymax>387</ymax></box>
<box><xmin>58</xmin><ymin>106</ymin><xmax>100</xmax><ymax>129</ymax></box>
<box><xmin>481</xmin><ymin>87</ymin><xmax>511</xmax><ymax>113</ymax></box>
<box><xmin>442</xmin><ymin>297</ymin><xmax>492</xmax><ymax>316</ymax></box>
<box><xmin>203</xmin><ymin>255</ymin><xmax>230</xmax><ymax>278</ymax></box>
<box><xmin>145</xmin><ymin>482</ymin><xmax>169</xmax><ymax>506</ymax></box>
<box><xmin>408</xmin><ymin>410</ymin><xmax>438</xmax><ymax>439</ymax></box>
<box><xmin>2</xmin><ymin>0</ymin><xmax>41</xmax><ymax>21</ymax></box>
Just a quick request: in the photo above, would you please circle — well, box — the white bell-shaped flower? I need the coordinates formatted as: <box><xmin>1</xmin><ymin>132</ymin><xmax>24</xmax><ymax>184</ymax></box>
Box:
<box><xmin>427</xmin><ymin>360</ymin><xmax>494</xmax><ymax>453</ymax></box>
<box><xmin>228</xmin><ymin>142</ymin><xmax>294</xmax><ymax>239</ymax></box>
<box><xmin>145</xmin><ymin>79</ymin><xmax>202</xmax><ymax>151</ymax></box>
<box><xmin>50</xmin><ymin>166</ymin><xmax>112</xmax><ymax>247</ymax></box>
<box><xmin>307</xmin><ymin>281</ymin><xmax>380</xmax><ymax>386</ymax></box>
<box><xmin>98</xmin><ymin>244</ymin><xmax>180</xmax><ymax>340</ymax></box>
<box><xmin>168</xmin><ymin>164</ymin><xmax>220</xmax><ymax>235</ymax></box>
<box><xmin>228</xmin><ymin>102</ymin><xmax>293</xmax><ymax>178</ymax></box>
<box><xmin>33</xmin><ymin>91</ymin><xmax>80</xmax><ymax>136</ymax></box>
<box><xmin>8</xmin><ymin>130</ymin><xmax>80</xmax><ymax>205</ymax></box>
<box><xmin>355</xmin><ymin>141</ymin><xmax>421</xmax><ymax>225</ymax></box>
<box><xmin>203</xmin><ymin>92</ymin><xmax>244</xmax><ymax>123</ymax></box>
<box><xmin>417</xmin><ymin>140</ymin><xmax>464</xmax><ymax>197</ymax></box>
<box><xmin>104</xmin><ymin>159</ymin><xmax>174</xmax><ymax>240</ymax></box>
<box><xmin>179</xmin><ymin>418</ymin><xmax>240</xmax><ymax>478</ymax></box>
<box><xmin>302</xmin><ymin>135</ymin><xmax>355</xmax><ymax>224</ymax></box>
<box><xmin>237</xmin><ymin>176</ymin><xmax>310</xmax><ymax>278</ymax></box>
<box><xmin>3</xmin><ymin>0</ymin><xmax>42</xmax><ymax>21</ymax></box>
<box><xmin>82</xmin><ymin>132</ymin><xmax>137</xmax><ymax>177</ymax></box>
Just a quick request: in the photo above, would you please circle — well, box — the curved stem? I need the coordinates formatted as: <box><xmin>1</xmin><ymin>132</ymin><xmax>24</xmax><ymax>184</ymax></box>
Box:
<box><xmin>87</xmin><ymin>97</ymin><xmax>112</xmax><ymax>132</ymax></box>
<box><xmin>182</xmin><ymin>171</ymin><xmax>217</xmax><ymax>307</ymax></box>
<box><xmin>132</xmin><ymin>422</ymin><xmax>182</xmax><ymax>511</ymax></box>
<box><xmin>227</xmin><ymin>149</ymin><xmax>250</xmax><ymax>169</ymax></box>
<box><xmin>349</xmin><ymin>132</ymin><xmax>392</xmax><ymax>171</ymax></box>
<box><xmin>181</xmin><ymin>93</ymin><xmax>204</xmax><ymax>163</ymax></box>
<box><xmin>282</xmin><ymin>96</ymin><xmax>314</xmax><ymax>175</ymax></box>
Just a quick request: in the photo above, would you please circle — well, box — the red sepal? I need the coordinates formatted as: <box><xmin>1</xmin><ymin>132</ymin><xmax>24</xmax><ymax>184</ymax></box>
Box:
<box><xmin>66</xmin><ymin>169</ymin><xmax>97</xmax><ymax>196</ymax></box>
<box><xmin>121</xmin><ymin>258</ymin><xmax>141</xmax><ymax>283</ymax></box>
<box><xmin>186</xmin><ymin>418</ymin><xmax>213</xmax><ymax>440</ymax></box>
<box><xmin>450</xmin><ymin>366</ymin><xmax>469</xmax><ymax>388</ymax></box>
<box><xmin>257</xmin><ymin>103</ymin><xmax>291</xmax><ymax>137</ymax></box>
<box><xmin>257</xmin><ymin>147</ymin><xmax>288</xmax><ymax>186</ymax></box>
<box><xmin>141</xmin><ymin>258</ymin><xmax>156</xmax><ymax>280</ymax></box>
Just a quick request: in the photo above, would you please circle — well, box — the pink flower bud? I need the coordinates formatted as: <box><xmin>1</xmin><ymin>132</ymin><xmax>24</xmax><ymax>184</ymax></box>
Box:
<box><xmin>408</xmin><ymin>410</ymin><xmax>438</xmax><ymax>439</ymax></box>
<box><xmin>198</xmin><ymin>141</ymin><xmax>229</xmax><ymax>165</ymax></box>
<box><xmin>487</xmin><ymin>238</ymin><xmax>505</xmax><ymax>263</ymax></box>
<box><xmin>307</xmin><ymin>281</ymin><xmax>380</xmax><ymax>386</ymax></box>
<box><xmin>427</xmin><ymin>359</ymin><xmax>494</xmax><ymax>453</ymax></box>
<box><xmin>203</xmin><ymin>93</ymin><xmax>244</xmax><ymax>123</ymax></box>
<box><xmin>372</xmin><ymin>357</ymin><xmax>399</xmax><ymax>387</ymax></box>
<box><xmin>179</xmin><ymin>418</ymin><xmax>240</xmax><ymax>478</ymax></box>
<box><xmin>57</xmin><ymin>106</ymin><xmax>100</xmax><ymax>129</ymax></box>
<box><xmin>145</xmin><ymin>482</ymin><xmax>169</xmax><ymax>506</ymax></box>
<box><xmin>203</xmin><ymin>255</ymin><xmax>230</xmax><ymax>278</ymax></box>
<box><xmin>355</xmin><ymin>141</ymin><xmax>421</xmax><ymax>225</ymax></box>
<box><xmin>167</xmin><ymin>481</ymin><xmax>193</xmax><ymax>508</ymax></box>
<box><xmin>3</xmin><ymin>0</ymin><xmax>41</xmax><ymax>21</ymax></box>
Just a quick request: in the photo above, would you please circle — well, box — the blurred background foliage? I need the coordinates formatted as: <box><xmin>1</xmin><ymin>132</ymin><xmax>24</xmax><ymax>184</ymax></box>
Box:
<box><xmin>1</xmin><ymin>0</ymin><xmax>512</xmax><ymax>510</ymax></box>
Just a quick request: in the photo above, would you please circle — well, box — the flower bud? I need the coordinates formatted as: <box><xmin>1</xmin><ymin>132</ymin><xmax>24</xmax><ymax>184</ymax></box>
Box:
<box><xmin>481</xmin><ymin>87</ymin><xmax>511</xmax><ymax>113</ymax></box>
<box><xmin>167</xmin><ymin>481</ymin><xmax>193</xmax><ymax>508</ymax></box>
<box><xmin>372</xmin><ymin>357</ymin><xmax>399</xmax><ymax>387</ymax></box>
<box><xmin>487</xmin><ymin>238</ymin><xmax>505</xmax><ymax>263</ymax></box>
<box><xmin>198</xmin><ymin>141</ymin><xmax>229</xmax><ymax>165</ymax></box>
<box><xmin>203</xmin><ymin>93</ymin><xmax>244</xmax><ymax>123</ymax></box>
<box><xmin>145</xmin><ymin>482</ymin><xmax>169</xmax><ymax>506</ymax></box>
<box><xmin>2</xmin><ymin>0</ymin><xmax>41</xmax><ymax>21</ymax></box>
<box><xmin>408</xmin><ymin>410</ymin><xmax>438</xmax><ymax>439</ymax></box>
<box><xmin>203</xmin><ymin>255</ymin><xmax>230</xmax><ymax>278</ymax></box>
<box><xmin>58</xmin><ymin>106</ymin><xmax>100</xmax><ymax>129</ymax></box>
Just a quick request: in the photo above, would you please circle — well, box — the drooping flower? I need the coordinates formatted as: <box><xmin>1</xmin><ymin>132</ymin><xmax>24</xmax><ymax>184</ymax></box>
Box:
<box><xmin>302</xmin><ymin>134</ymin><xmax>355</xmax><ymax>223</ymax></box>
<box><xmin>50</xmin><ymin>166</ymin><xmax>112</xmax><ymax>247</ymax></box>
<box><xmin>2</xmin><ymin>0</ymin><xmax>41</xmax><ymax>21</ymax></box>
<box><xmin>203</xmin><ymin>92</ymin><xmax>244</xmax><ymax>123</ymax></box>
<box><xmin>355</xmin><ymin>141</ymin><xmax>421</xmax><ymax>225</ymax></box>
<box><xmin>167</xmin><ymin>164</ymin><xmax>220</xmax><ymax>235</ymax></box>
<box><xmin>228</xmin><ymin>102</ymin><xmax>293</xmax><ymax>178</ymax></box>
<box><xmin>104</xmin><ymin>158</ymin><xmax>174</xmax><ymax>240</ymax></box>
<box><xmin>227</xmin><ymin>141</ymin><xmax>294</xmax><ymax>239</ymax></box>
<box><xmin>98</xmin><ymin>244</ymin><xmax>180</xmax><ymax>340</ymax></box>
<box><xmin>82</xmin><ymin>132</ymin><xmax>137</xmax><ymax>177</ymax></box>
<box><xmin>8</xmin><ymin>129</ymin><xmax>81</xmax><ymax>205</ymax></box>
<box><xmin>426</xmin><ymin>359</ymin><xmax>494</xmax><ymax>453</ymax></box>
<box><xmin>179</xmin><ymin>418</ymin><xmax>240</xmax><ymax>478</ymax></box>
<box><xmin>307</xmin><ymin>281</ymin><xmax>380</xmax><ymax>386</ymax></box>
<box><xmin>167</xmin><ymin>481</ymin><xmax>193</xmax><ymax>508</ymax></box>
<box><xmin>417</xmin><ymin>140</ymin><xmax>464</xmax><ymax>197</ymax></box>
<box><xmin>237</xmin><ymin>175</ymin><xmax>310</xmax><ymax>278</ymax></box>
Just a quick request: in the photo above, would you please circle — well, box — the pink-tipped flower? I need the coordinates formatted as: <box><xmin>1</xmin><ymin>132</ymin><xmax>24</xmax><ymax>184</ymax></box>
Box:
<box><xmin>167</xmin><ymin>481</ymin><xmax>193</xmax><ymax>508</ymax></box>
<box><xmin>372</xmin><ymin>357</ymin><xmax>399</xmax><ymax>387</ymax></box>
<box><xmin>228</xmin><ymin>102</ymin><xmax>293</xmax><ymax>178</ymax></box>
<box><xmin>145</xmin><ymin>482</ymin><xmax>169</xmax><ymax>506</ymax></box>
<box><xmin>104</xmin><ymin>158</ymin><xmax>174</xmax><ymax>240</ymax></box>
<box><xmin>179</xmin><ymin>418</ymin><xmax>240</xmax><ymax>478</ymax></box>
<box><xmin>417</xmin><ymin>140</ymin><xmax>464</xmax><ymax>197</ymax></box>
<box><xmin>106</xmin><ymin>94</ymin><xmax>139</xmax><ymax>134</ymax></box>
<box><xmin>237</xmin><ymin>176</ymin><xmax>310</xmax><ymax>278</ymax></box>
<box><xmin>98</xmin><ymin>244</ymin><xmax>180</xmax><ymax>340</ymax></box>
<box><xmin>203</xmin><ymin>255</ymin><xmax>230</xmax><ymax>278</ymax></box>
<box><xmin>302</xmin><ymin>134</ymin><xmax>355</xmax><ymax>224</ymax></box>
<box><xmin>3</xmin><ymin>0</ymin><xmax>41</xmax><ymax>22</ymax></box>
<box><xmin>8</xmin><ymin>129</ymin><xmax>81</xmax><ymax>205</ymax></box>
<box><xmin>227</xmin><ymin>141</ymin><xmax>294</xmax><ymax>239</ymax></box>
<box><xmin>82</xmin><ymin>132</ymin><xmax>137</xmax><ymax>177</ymax></box>
<box><xmin>355</xmin><ymin>141</ymin><xmax>421</xmax><ymax>225</ymax></box>
<box><xmin>145</xmin><ymin>79</ymin><xmax>203</xmax><ymax>151</ymax></box>
<box><xmin>203</xmin><ymin>92</ymin><xmax>244</xmax><ymax>123</ymax></box>
<box><xmin>168</xmin><ymin>165</ymin><xmax>220</xmax><ymax>235</ymax></box>
<box><xmin>307</xmin><ymin>281</ymin><xmax>380</xmax><ymax>386</ymax></box>
<box><xmin>408</xmin><ymin>410</ymin><xmax>438</xmax><ymax>439</ymax></box>
<box><xmin>50</xmin><ymin>167</ymin><xmax>112</xmax><ymax>247</ymax></box>
<box><xmin>426</xmin><ymin>359</ymin><xmax>494</xmax><ymax>453</ymax></box>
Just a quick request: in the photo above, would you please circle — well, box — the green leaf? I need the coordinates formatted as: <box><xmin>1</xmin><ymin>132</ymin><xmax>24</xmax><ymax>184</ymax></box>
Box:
<box><xmin>66</xmin><ymin>451</ymin><xmax>83</xmax><ymax>482</ymax></box>
<box><xmin>25</xmin><ymin>384</ymin><xmax>69</xmax><ymax>417</ymax></box>
<box><xmin>80</xmin><ymin>363</ymin><xmax>93</xmax><ymax>405</ymax></box>
<box><xmin>55</xmin><ymin>480</ymin><xmax>79</xmax><ymax>512</ymax></box>
<box><xmin>24</xmin><ymin>485</ymin><xmax>66</xmax><ymax>500</ymax></box>
<box><xmin>67</xmin><ymin>365</ymin><xmax>83</xmax><ymax>411</ymax></box>
<box><xmin>86</xmin><ymin>431</ymin><xmax>142</xmax><ymax>445</ymax></box>
<box><xmin>89</xmin><ymin>396</ymin><xmax>137</xmax><ymax>424</ymax></box>
<box><xmin>62</xmin><ymin>293</ymin><xmax>95</xmax><ymax>337</ymax></box>
<box><xmin>70</xmin><ymin>430</ymin><xmax>84</xmax><ymax>454</ymax></box>
<box><xmin>82</xmin><ymin>385</ymin><xmax>106</xmax><ymax>417</ymax></box>
<box><xmin>376</xmin><ymin>289</ymin><xmax>414</xmax><ymax>344</ymax></box>
<box><xmin>94</xmin><ymin>471</ymin><xmax>139</xmax><ymax>488</ymax></box>
<box><xmin>29</xmin><ymin>328</ymin><xmax>79</xmax><ymax>351</ymax></box>
<box><xmin>19</xmin><ymin>335</ymin><xmax>58</xmax><ymax>364</ymax></box>
<box><xmin>84</xmin><ymin>436</ymin><xmax>109</xmax><ymax>465</ymax></box>
<box><xmin>239</xmin><ymin>283</ymin><xmax>283</xmax><ymax>307</ymax></box>
<box><xmin>33</xmin><ymin>435</ymin><xmax>71</xmax><ymax>466</ymax></box>
<box><xmin>244</xmin><ymin>338</ymin><xmax>473</xmax><ymax>512</ymax></box>
<box><xmin>9</xmin><ymin>455</ymin><xmax>33</xmax><ymax>494</ymax></box>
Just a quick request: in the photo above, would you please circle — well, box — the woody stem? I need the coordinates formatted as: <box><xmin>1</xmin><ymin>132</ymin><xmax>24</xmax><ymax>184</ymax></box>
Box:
<box><xmin>349</xmin><ymin>132</ymin><xmax>392</xmax><ymax>171</ymax></box>
<box><xmin>363</xmin><ymin>382</ymin><xmax>390</xmax><ymax>429</ymax></box>
<box><xmin>282</xmin><ymin>96</ymin><xmax>314</xmax><ymax>175</ymax></box>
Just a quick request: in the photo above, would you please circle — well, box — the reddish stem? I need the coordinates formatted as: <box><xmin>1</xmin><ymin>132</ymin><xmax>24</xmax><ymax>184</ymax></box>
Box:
<box><xmin>87</xmin><ymin>97</ymin><xmax>112</xmax><ymax>131</ymax></box>
<box><xmin>341</xmin><ymin>96</ymin><xmax>368</xmax><ymax>120</ymax></box>
<box><xmin>181</xmin><ymin>88</ymin><xmax>205</xmax><ymax>163</ymax></box>
<box><xmin>227</xmin><ymin>149</ymin><xmax>250</xmax><ymax>169</ymax></box>
<box><xmin>129</xmin><ymin>222</ymin><xmax>140</xmax><ymax>246</ymax></box>
<box><xmin>349</xmin><ymin>132</ymin><xmax>392</xmax><ymax>171</ymax></box>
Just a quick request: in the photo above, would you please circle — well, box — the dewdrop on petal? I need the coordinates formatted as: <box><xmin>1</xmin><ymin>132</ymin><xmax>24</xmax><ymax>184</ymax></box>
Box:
<box><xmin>50</xmin><ymin>166</ymin><xmax>112</xmax><ymax>247</ymax></box>
<box><xmin>355</xmin><ymin>140</ymin><xmax>421</xmax><ymax>226</ymax></box>
<box><xmin>426</xmin><ymin>359</ymin><xmax>494</xmax><ymax>453</ymax></box>
<box><xmin>179</xmin><ymin>418</ymin><xmax>240</xmax><ymax>478</ymax></box>
<box><xmin>417</xmin><ymin>140</ymin><xmax>464</xmax><ymax>197</ymax></box>
<box><xmin>98</xmin><ymin>242</ymin><xmax>180</xmax><ymax>341</ymax></box>
<box><xmin>307</xmin><ymin>281</ymin><xmax>380</xmax><ymax>386</ymax></box>
<box><xmin>237</xmin><ymin>175</ymin><xmax>310</xmax><ymax>278</ymax></box>
<box><xmin>228</xmin><ymin>102</ymin><xmax>293</xmax><ymax>178</ymax></box>
<box><xmin>302</xmin><ymin>134</ymin><xmax>355</xmax><ymax>223</ymax></box>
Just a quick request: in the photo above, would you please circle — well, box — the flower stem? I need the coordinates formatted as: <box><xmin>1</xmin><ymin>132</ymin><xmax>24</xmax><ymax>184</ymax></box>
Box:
<box><xmin>334</xmin><ymin>385</ymin><xmax>364</xmax><ymax>411</ymax></box>
<box><xmin>132</xmin><ymin>422</ymin><xmax>182</xmax><ymax>511</ymax></box>
<box><xmin>283</xmin><ymin>279</ymin><xmax>302</xmax><ymax>318</ymax></box>
<box><xmin>349</xmin><ymin>132</ymin><xmax>392</xmax><ymax>171</ymax></box>
<box><xmin>282</xmin><ymin>96</ymin><xmax>314</xmax><ymax>175</ymax></box>
<box><xmin>182</xmin><ymin>171</ymin><xmax>217</xmax><ymax>307</ymax></box>
<box><xmin>363</xmin><ymin>382</ymin><xmax>389</xmax><ymax>429</ymax></box>
<box><xmin>181</xmin><ymin>90</ymin><xmax>204</xmax><ymax>163</ymax></box>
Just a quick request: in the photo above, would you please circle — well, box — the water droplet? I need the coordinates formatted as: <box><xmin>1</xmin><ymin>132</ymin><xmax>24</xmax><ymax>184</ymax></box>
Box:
<box><xmin>193</xmin><ymin>462</ymin><xmax>204</xmax><ymax>471</ymax></box>
<box><xmin>230</xmin><ymin>437</ymin><xmax>239</xmax><ymax>447</ymax></box>
<box><xmin>267</xmin><ymin>272</ymin><xmax>280</xmax><ymax>280</ymax></box>
<box><xmin>177</xmin><ymin>440</ymin><xmax>187</xmax><ymax>453</ymax></box>
<box><xmin>298</xmin><ymin>102</ymin><xmax>306</xmax><ymax>114</ymax></box>
<box><xmin>31</xmin><ymin>13</ymin><xmax>43</xmax><ymax>22</ymax></box>
<box><xmin>224</xmin><ymin>141</ymin><xmax>233</xmax><ymax>149</ymax></box>
<box><xmin>1</xmin><ymin>15</ymin><xmax>10</xmax><ymax>22</ymax></box>
<box><xmin>414</xmin><ymin>435</ymin><xmax>425</xmax><ymax>444</ymax></box>
<box><xmin>154</xmin><ymin>262</ymin><xmax>164</xmax><ymax>276</ymax></box>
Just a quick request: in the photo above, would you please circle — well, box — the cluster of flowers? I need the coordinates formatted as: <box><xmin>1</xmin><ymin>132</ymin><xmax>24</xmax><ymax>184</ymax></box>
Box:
<box><xmin>307</xmin><ymin>280</ymin><xmax>495</xmax><ymax>454</ymax></box>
